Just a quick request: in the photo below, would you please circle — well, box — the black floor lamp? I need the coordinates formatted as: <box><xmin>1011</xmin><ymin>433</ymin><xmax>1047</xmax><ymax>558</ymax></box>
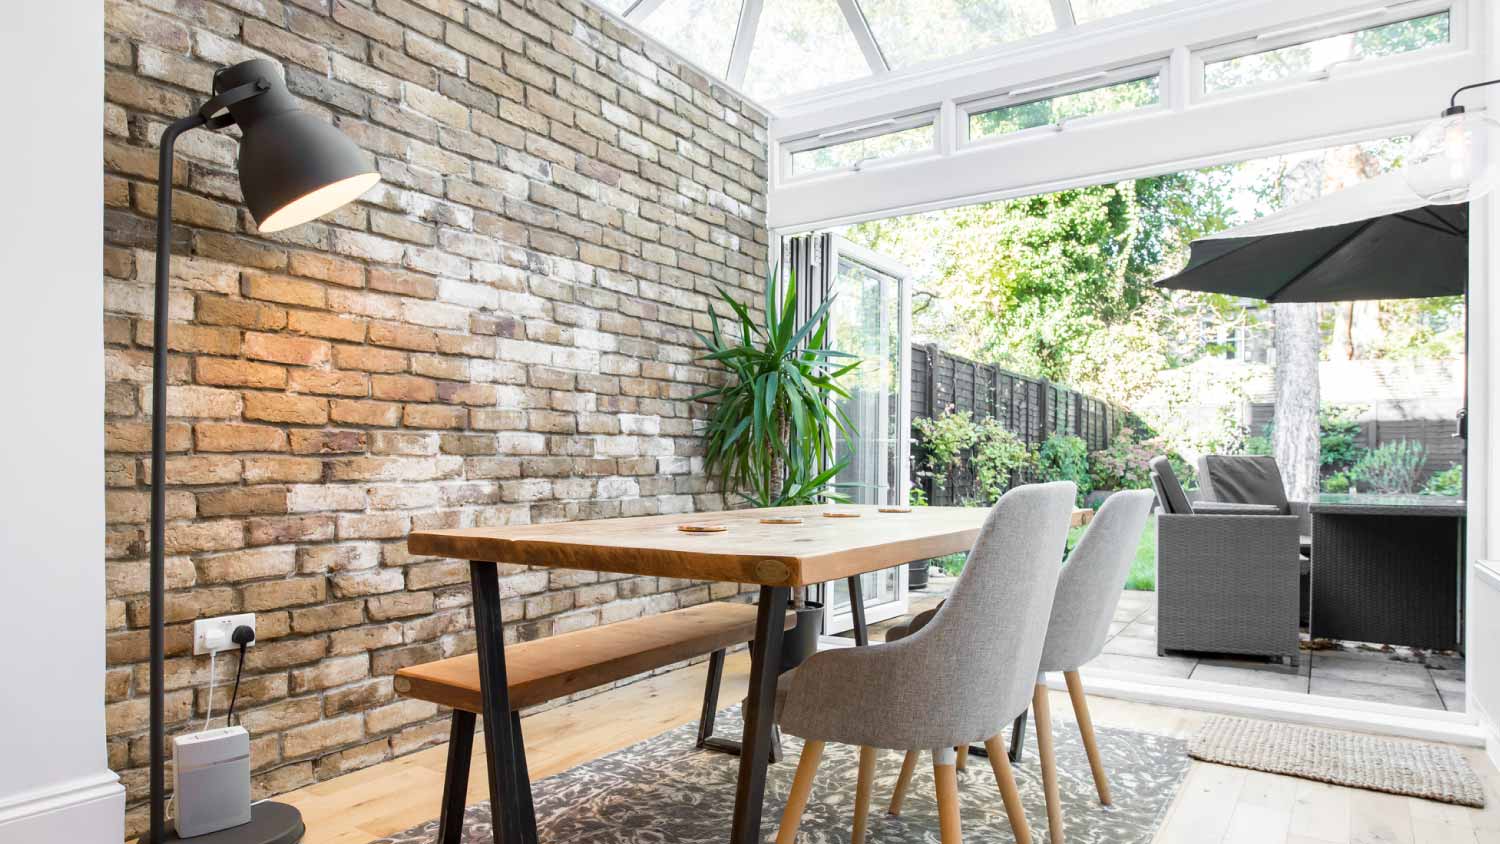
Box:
<box><xmin>146</xmin><ymin>58</ymin><xmax>378</xmax><ymax>844</ymax></box>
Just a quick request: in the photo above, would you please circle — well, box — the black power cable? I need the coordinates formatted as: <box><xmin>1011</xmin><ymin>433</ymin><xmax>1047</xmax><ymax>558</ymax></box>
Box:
<box><xmin>225</xmin><ymin>625</ymin><xmax>255</xmax><ymax>727</ymax></box>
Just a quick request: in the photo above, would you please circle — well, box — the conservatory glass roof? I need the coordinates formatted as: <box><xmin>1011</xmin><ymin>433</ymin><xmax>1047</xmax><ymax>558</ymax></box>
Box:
<box><xmin>601</xmin><ymin>0</ymin><xmax>1185</xmax><ymax>103</ymax></box>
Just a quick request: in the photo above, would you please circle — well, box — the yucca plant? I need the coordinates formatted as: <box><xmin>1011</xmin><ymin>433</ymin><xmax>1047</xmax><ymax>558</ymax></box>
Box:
<box><xmin>691</xmin><ymin>267</ymin><xmax>861</xmax><ymax>508</ymax></box>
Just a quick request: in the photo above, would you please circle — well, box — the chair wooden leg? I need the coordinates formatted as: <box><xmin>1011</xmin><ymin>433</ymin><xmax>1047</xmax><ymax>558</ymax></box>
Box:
<box><xmin>1065</xmin><ymin>670</ymin><xmax>1111</xmax><ymax>806</ymax></box>
<box><xmin>955</xmin><ymin>745</ymin><xmax>969</xmax><ymax>771</ymax></box>
<box><xmin>984</xmin><ymin>736</ymin><xmax>1031</xmax><ymax>844</ymax></box>
<box><xmin>934</xmin><ymin>761</ymin><xmax>963</xmax><ymax>844</ymax></box>
<box><xmin>852</xmin><ymin>746</ymin><xmax>877</xmax><ymax>844</ymax></box>
<box><xmin>1033</xmin><ymin>683</ymin><xmax>1064</xmax><ymax>844</ymax></box>
<box><xmin>888</xmin><ymin>751</ymin><xmax>919</xmax><ymax>816</ymax></box>
<box><xmin>776</xmin><ymin>740</ymin><xmax>826</xmax><ymax>844</ymax></box>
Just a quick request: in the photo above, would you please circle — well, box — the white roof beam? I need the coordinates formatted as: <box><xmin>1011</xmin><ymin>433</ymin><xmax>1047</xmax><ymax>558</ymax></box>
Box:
<box><xmin>836</xmin><ymin>0</ymin><xmax>891</xmax><ymax>74</ymax></box>
<box><xmin>624</xmin><ymin>0</ymin><xmax>668</xmax><ymax>21</ymax></box>
<box><xmin>727</xmin><ymin>0</ymin><xmax>765</xmax><ymax>86</ymax></box>
<box><xmin>1051</xmin><ymin>0</ymin><xmax>1078</xmax><ymax>28</ymax></box>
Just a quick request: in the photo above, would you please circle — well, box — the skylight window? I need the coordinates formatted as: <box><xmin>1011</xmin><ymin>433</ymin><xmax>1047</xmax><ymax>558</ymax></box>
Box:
<box><xmin>1204</xmin><ymin>10</ymin><xmax>1451</xmax><ymax>94</ymax></box>
<box><xmin>857</xmin><ymin>0</ymin><xmax>1056</xmax><ymax>69</ymax></box>
<box><xmin>637</xmin><ymin>0</ymin><xmax>744</xmax><ymax>77</ymax></box>
<box><xmin>1070</xmin><ymin>0</ymin><xmax>1180</xmax><ymax>24</ymax></box>
<box><xmin>967</xmin><ymin>72</ymin><xmax>1161</xmax><ymax>141</ymax></box>
<box><xmin>743</xmin><ymin>0</ymin><xmax>871</xmax><ymax>100</ymax></box>
<box><xmin>788</xmin><ymin>116</ymin><xmax>937</xmax><ymax>176</ymax></box>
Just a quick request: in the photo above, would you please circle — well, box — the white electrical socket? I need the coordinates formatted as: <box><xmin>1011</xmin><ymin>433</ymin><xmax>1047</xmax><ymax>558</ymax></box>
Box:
<box><xmin>192</xmin><ymin>613</ymin><xmax>257</xmax><ymax>656</ymax></box>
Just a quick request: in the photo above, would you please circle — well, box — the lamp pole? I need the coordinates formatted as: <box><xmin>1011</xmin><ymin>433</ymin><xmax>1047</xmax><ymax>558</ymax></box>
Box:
<box><xmin>144</xmin><ymin>58</ymin><xmax>377</xmax><ymax>844</ymax></box>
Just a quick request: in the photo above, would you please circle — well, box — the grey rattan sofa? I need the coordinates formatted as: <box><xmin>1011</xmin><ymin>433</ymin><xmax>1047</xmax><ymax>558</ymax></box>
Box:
<box><xmin>1150</xmin><ymin>457</ymin><xmax>1303</xmax><ymax>666</ymax></box>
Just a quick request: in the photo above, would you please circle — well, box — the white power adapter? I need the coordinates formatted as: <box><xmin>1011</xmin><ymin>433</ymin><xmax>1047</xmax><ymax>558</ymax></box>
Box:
<box><xmin>173</xmin><ymin>726</ymin><xmax>252</xmax><ymax>837</ymax></box>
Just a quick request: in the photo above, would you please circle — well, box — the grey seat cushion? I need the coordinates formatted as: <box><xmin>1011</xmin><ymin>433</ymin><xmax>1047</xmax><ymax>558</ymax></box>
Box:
<box><xmin>1199</xmin><ymin>455</ymin><xmax>1292</xmax><ymax>514</ymax></box>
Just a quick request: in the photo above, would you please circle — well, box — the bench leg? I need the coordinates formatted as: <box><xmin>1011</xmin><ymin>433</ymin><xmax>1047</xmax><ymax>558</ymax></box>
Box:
<box><xmin>731</xmin><ymin>585</ymin><xmax>791</xmax><ymax>844</ymax></box>
<box><xmin>438</xmin><ymin>710</ymin><xmax>475</xmax><ymax>844</ymax></box>
<box><xmin>470</xmin><ymin>561</ymin><xmax>539</xmax><ymax>844</ymax></box>
<box><xmin>698</xmin><ymin>647</ymin><xmax>783</xmax><ymax>763</ymax></box>
<box><xmin>697</xmin><ymin>649</ymin><xmax>725</xmax><ymax>749</ymax></box>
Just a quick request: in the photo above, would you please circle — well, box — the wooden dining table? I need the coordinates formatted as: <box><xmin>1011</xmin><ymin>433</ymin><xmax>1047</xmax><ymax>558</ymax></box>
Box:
<box><xmin>409</xmin><ymin>502</ymin><xmax>1091</xmax><ymax>843</ymax></box>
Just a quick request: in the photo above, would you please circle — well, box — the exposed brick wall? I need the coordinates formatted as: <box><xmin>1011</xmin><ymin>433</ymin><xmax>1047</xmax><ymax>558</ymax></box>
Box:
<box><xmin>101</xmin><ymin>0</ymin><xmax>768</xmax><ymax>834</ymax></box>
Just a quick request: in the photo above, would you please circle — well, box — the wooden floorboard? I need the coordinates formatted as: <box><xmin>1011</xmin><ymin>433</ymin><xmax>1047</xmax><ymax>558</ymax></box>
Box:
<box><xmin>274</xmin><ymin>655</ymin><xmax>1500</xmax><ymax>844</ymax></box>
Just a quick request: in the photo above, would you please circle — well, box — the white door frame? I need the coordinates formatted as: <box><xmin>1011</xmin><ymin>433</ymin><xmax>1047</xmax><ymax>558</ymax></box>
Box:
<box><xmin>820</xmin><ymin>234</ymin><xmax>916</xmax><ymax>634</ymax></box>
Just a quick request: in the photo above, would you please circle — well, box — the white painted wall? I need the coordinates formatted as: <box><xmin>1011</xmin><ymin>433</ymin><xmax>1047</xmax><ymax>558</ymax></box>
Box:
<box><xmin>1471</xmin><ymin>0</ymin><xmax>1500</xmax><ymax>769</ymax></box>
<box><xmin>0</xmin><ymin>3</ymin><xmax>124</xmax><ymax>842</ymax></box>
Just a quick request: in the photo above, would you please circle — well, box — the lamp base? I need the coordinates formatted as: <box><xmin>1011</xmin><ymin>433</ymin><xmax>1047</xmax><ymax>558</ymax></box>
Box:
<box><xmin>159</xmin><ymin>801</ymin><xmax>303</xmax><ymax>844</ymax></box>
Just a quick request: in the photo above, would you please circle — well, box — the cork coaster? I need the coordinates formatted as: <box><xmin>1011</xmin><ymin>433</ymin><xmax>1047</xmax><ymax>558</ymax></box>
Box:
<box><xmin>759</xmin><ymin>517</ymin><xmax>803</xmax><ymax>525</ymax></box>
<box><xmin>677</xmin><ymin>524</ymin><xmax>727</xmax><ymax>533</ymax></box>
<box><xmin>878</xmin><ymin>506</ymin><xmax>913</xmax><ymax>513</ymax></box>
<box><xmin>822</xmin><ymin>511</ymin><xmax>861</xmax><ymax>518</ymax></box>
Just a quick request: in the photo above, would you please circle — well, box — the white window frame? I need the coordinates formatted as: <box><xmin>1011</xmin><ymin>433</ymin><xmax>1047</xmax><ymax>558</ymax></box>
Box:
<box><xmin>1191</xmin><ymin>0</ymin><xmax>1464</xmax><ymax>102</ymax></box>
<box><xmin>779</xmin><ymin>110</ymin><xmax>941</xmax><ymax>183</ymax></box>
<box><xmin>957</xmin><ymin>59</ymin><xmax>1171</xmax><ymax>148</ymax></box>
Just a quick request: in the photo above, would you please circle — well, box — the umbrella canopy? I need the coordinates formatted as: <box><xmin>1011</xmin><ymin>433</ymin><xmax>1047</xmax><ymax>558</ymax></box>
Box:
<box><xmin>1156</xmin><ymin>171</ymin><xmax>1468</xmax><ymax>302</ymax></box>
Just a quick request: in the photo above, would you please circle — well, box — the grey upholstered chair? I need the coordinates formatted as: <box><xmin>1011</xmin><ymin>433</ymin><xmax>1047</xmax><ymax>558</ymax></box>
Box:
<box><xmin>1150</xmin><ymin>457</ymin><xmax>1303</xmax><ymax>665</ymax></box>
<box><xmin>1196</xmin><ymin>454</ymin><xmax>1313</xmax><ymax>551</ymax></box>
<box><xmin>885</xmin><ymin>489</ymin><xmax>1155</xmax><ymax>844</ymax></box>
<box><xmin>775</xmin><ymin>482</ymin><xmax>1078</xmax><ymax>844</ymax></box>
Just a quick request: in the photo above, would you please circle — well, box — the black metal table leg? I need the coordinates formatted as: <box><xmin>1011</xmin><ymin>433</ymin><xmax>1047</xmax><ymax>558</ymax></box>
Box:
<box><xmin>438</xmin><ymin>710</ymin><xmax>476</xmax><ymax>844</ymax></box>
<box><xmin>966</xmin><ymin>710</ymin><xmax>1027</xmax><ymax>763</ymax></box>
<box><xmin>730</xmin><ymin>585</ymin><xmax>790</xmax><ymax>844</ymax></box>
<box><xmin>847</xmin><ymin>575</ymin><xmax>869</xmax><ymax>647</ymax></box>
<box><xmin>470</xmin><ymin>561</ymin><xmax>539</xmax><ymax>844</ymax></box>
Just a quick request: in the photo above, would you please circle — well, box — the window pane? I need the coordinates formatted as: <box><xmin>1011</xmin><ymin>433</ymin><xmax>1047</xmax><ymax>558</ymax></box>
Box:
<box><xmin>791</xmin><ymin>123</ymin><xmax>935</xmax><ymax>175</ymax></box>
<box><xmin>1205</xmin><ymin>12</ymin><xmax>1451</xmax><ymax>93</ymax></box>
<box><xmin>860</xmin><ymin>0</ymin><xmax>1057</xmax><ymax>69</ymax></box>
<box><xmin>1071</xmin><ymin>0</ymin><xmax>1178</xmax><ymax>24</ymax></box>
<box><xmin>969</xmin><ymin>75</ymin><xmax>1160</xmax><ymax>140</ymax></box>
<box><xmin>638</xmin><ymin>0</ymin><xmax>743</xmax><ymax>77</ymax></box>
<box><xmin>592</xmin><ymin>0</ymin><xmax>633</xmax><ymax>11</ymax></box>
<box><xmin>744</xmin><ymin>0</ymin><xmax>871</xmax><ymax>100</ymax></box>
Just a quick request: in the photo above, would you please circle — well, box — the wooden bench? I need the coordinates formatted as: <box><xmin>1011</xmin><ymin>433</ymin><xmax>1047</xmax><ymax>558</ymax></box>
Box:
<box><xmin>394</xmin><ymin>601</ymin><xmax>796</xmax><ymax>844</ymax></box>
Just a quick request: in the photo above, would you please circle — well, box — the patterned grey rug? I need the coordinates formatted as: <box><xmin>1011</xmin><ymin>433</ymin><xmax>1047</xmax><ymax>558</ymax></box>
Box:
<box><xmin>1189</xmin><ymin>716</ymin><xmax>1486</xmax><ymax>808</ymax></box>
<box><xmin>371</xmin><ymin>707</ymin><xmax>1188</xmax><ymax>843</ymax></box>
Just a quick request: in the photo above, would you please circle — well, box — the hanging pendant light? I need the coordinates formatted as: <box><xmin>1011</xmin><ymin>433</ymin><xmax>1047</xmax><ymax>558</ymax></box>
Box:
<box><xmin>1406</xmin><ymin>80</ymin><xmax>1500</xmax><ymax>204</ymax></box>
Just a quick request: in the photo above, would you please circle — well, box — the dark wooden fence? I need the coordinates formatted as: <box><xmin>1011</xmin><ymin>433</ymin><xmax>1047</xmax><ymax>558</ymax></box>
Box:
<box><xmin>910</xmin><ymin>344</ymin><xmax>1126</xmax><ymax>505</ymax></box>
<box><xmin>1248</xmin><ymin>401</ymin><xmax>1463</xmax><ymax>487</ymax></box>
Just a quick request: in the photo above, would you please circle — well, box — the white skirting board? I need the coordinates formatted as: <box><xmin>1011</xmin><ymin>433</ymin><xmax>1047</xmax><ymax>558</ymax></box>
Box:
<box><xmin>1058</xmin><ymin>670</ymin><xmax>1485</xmax><ymax>748</ymax></box>
<box><xmin>0</xmin><ymin>771</ymin><xmax>124</xmax><ymax>844</ymax></box>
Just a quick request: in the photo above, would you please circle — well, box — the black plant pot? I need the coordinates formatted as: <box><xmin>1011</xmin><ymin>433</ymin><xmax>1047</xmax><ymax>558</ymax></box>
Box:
<box><xmin>780</xmin><ymin>600</ymin><xmax>824</xmax><ymax>673</ymax></box>
<box><xmin>908</xmin><ymin>560</ymin><xmax>931</xmax><ymax>591</ymax></box>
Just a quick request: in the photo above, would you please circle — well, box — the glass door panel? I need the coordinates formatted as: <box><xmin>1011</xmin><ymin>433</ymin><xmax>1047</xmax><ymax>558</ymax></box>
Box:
<box><xmin>821</xmin><ymin>235</ymin><xmax>912</xmax><ymax>634</ymax></box>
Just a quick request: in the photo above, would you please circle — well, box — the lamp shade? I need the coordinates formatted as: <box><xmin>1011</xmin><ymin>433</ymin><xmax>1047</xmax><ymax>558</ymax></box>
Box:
<box><xmin>1405</xmin><ymin>108</ymin><xmax>1500</xmax><ymax>205</ymax></box>
<box><xmin>212</xmin><ymin>60</ymin><xmax>379</xmax><ymax>232</ymax></box>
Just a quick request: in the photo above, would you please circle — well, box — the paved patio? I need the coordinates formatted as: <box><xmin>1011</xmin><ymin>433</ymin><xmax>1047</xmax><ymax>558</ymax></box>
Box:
<box><xmin>874</xmin><ymin>575</ymin><xmax>1466</xmax><ymax>713</ymax></box>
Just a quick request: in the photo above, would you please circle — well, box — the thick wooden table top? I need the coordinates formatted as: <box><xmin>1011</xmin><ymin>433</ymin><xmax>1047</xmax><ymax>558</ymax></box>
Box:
<box><xmin>411</xmin><ymin>504</ymin><xmax>1091</xmax><ymax>588</ymax></box>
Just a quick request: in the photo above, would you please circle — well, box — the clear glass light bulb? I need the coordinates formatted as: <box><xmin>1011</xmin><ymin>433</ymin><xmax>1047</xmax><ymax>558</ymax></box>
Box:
<box><xmin>1405</xmin><ymin>110</ymin><xmax>1500</xmax><ymax>204</ymax></box>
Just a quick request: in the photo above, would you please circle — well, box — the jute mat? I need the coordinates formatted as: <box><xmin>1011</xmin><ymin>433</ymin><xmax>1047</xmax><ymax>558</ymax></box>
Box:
<box><xmin>1188</xmin><ymin>716</ymin><xmax>1485</xmax><ymax>807</ymax></box>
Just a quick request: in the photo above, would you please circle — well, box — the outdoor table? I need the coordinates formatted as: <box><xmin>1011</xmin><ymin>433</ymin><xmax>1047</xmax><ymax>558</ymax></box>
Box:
<box><xmin>1309</xmin><ymin>494</ymin><xmax>1466</xmax><ymax>651</ymax></box>
<box><xmin>407</xmin><ymin>503</ymin><xmax>1013</xmax><ymax>844</ymax></box>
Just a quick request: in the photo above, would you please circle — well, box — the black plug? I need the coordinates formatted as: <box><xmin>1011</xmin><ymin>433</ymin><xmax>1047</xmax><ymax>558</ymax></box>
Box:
<box><xmin>226</xmin><ymin>625</ymin><xmax>255</xmax><ymax>727</ymax></box>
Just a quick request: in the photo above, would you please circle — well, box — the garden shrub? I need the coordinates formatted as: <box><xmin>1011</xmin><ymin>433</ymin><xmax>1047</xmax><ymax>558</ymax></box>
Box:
<box><xmin>1036</xmin><ymin>434</ymin><xmax>1091</xmax><ymax>506</ymax></box>
<box><xmin>972</xmin><ymin>420</ymin><xmax>1030</xmax><ymax>503</ymax></box>
<box><xmin>1423</xmin><ymin>464</ymin><xmax>1463</xmax><ymax>497</ymax></box>
<box><xmin>1348</xmin><ymin>440</ymin><xmax>1427</xmax><ymax>494</ymax></box>
<box><xmin>1088</xmin><ymin>426</ymin><xmax>1187</xmax><ymax>491</ymax></box>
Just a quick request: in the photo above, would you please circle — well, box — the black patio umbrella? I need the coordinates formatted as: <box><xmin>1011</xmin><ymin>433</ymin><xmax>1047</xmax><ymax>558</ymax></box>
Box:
<box><xmin>1156</xmin><ymin>171</ymin><xmax>1468</xmax><ymax>303</ymax></box>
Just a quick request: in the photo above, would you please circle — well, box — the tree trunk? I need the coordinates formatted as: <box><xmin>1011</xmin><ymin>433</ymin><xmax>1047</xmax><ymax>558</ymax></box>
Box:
<box><xmin>767</xmin><ymin>405</ymin><xmax>788</xmax><ymax>502</ymax></box>
<box><xmin>1273</xmin><ymin>302</ymin><xmax>1322</xmax><ymax>500</ymax></box>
